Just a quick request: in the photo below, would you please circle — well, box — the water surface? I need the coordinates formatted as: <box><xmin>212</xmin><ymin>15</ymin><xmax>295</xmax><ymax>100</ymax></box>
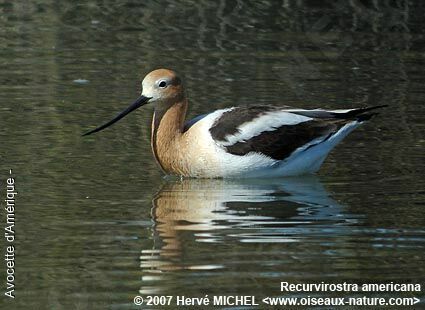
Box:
<box><xmin>0</xmin><ymin>1</ymin><xmax>424</xmax><ymax>309</ymax></box>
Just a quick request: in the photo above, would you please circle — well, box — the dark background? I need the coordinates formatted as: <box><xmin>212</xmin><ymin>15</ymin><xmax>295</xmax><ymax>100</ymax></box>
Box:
<box><xmin>0</xmin><ymin>1</ymin><xmax>424</xmax><ymax>309</ymax></box>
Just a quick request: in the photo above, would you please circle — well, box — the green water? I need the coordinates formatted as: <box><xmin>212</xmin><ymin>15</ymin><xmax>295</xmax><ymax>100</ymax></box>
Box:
<box><xmin>0</xmin><ymin>1</ymin><xmax>424</xmax><ymax>309</ymax></box>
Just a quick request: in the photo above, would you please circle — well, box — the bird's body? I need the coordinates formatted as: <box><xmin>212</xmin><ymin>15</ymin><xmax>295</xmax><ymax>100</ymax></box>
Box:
<box><xmin>84</xmin><ymin>69</ymin><xmax>385</xmax><ymax>178</ymax></box>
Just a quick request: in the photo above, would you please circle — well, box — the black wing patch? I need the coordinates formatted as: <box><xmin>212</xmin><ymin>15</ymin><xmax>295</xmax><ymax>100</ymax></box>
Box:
<box><xmin>209</xmin><ymin>105</ymin><xmax>386</xmax><ymax>161</ymax></box>
<box><xmin>224</xmin><ymin>120</ymin><xmax>343</xmax><ymax>160</ymax></box>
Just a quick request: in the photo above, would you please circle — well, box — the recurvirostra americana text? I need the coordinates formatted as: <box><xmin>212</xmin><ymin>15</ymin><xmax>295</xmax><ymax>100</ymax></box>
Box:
<box><xmin>83</xmin><ymin>69</ymin><xmax>386</xmax><ymax>178</ymax></box>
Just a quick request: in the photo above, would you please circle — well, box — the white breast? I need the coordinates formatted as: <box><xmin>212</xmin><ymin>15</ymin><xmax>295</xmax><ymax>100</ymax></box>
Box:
<box><xmin>183</xmin><ymin>109</ymin><xmax>279</xmax><ymax>178</ymax></box>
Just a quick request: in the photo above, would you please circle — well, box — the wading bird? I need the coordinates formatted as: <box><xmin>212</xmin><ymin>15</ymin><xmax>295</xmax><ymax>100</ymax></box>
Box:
<box><xmin>83</xmin><ymin>69</ymin><xmax>385</xmax><ymax>178</ymax></box>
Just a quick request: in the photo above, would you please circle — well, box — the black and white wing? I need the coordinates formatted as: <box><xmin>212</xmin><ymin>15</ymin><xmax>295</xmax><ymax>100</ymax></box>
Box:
<box><xmin>209</xmin><ymin>105</ymin><xmax>386</xmax><ymax>161</ymax></box>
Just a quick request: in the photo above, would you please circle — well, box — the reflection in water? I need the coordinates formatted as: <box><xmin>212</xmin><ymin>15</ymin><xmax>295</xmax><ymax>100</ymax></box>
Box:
<box><xmin>139</xmin><ymin>177</ymin><xmax>358</xmax><ymax>294</ymax></box>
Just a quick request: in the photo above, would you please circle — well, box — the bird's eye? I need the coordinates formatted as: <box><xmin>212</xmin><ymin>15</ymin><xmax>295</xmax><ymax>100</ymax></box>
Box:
<box><xmin>158</xmin><ymin>80</ymin><xmax>167</xmax><ymax>88</ymax></box>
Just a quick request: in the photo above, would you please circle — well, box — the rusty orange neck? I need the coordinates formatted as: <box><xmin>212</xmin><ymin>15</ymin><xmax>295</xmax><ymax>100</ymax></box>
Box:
<box><xmin>150</xmin><ymin>99</ymin><xmax>188</xmax><ymax>175</ymax></box>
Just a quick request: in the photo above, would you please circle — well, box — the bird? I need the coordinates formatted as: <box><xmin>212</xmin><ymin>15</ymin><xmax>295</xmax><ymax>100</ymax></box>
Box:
<box><xmin>83</xmin><ymin>69</ymin><xmax>386</xmax><ymax>178</ymax></box>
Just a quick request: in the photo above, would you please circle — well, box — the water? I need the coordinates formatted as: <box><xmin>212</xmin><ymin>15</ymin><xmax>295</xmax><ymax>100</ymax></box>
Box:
<box><xmin>1</xmin><ymin>1</ymin><xmax>424</xmax><ymax>309</ymax></box>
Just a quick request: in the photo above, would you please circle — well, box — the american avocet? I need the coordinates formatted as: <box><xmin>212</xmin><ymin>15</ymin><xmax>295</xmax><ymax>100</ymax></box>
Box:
<box><xmin>83</xmin><ymin>69</ymin><xmax>385</xmax><ymax>178</ymax></box>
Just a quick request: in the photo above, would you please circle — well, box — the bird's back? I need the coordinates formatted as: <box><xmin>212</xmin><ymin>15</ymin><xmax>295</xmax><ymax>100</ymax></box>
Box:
<box><xmin>180</xmin><ymin>105</ymin><xmax>385</xmax><ymax>178</ymax></box>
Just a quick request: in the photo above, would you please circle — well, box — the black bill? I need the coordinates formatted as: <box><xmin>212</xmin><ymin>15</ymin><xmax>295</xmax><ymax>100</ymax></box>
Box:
<box><xmin>82</xmin><ymin>95</ymin><xmax>151</xmax><ymax>136</ymax></box>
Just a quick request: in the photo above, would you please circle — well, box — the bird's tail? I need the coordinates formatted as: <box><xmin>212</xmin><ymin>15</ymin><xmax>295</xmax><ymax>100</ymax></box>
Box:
<box><xmin>289</xmin><ymin>105</ymin><xmax>388</xmax><ymax>121</ymax></box>
<box><xmin>332</xmin><ymin>105</ymin><xmax>388</xmax><ymax>122</ymax></box>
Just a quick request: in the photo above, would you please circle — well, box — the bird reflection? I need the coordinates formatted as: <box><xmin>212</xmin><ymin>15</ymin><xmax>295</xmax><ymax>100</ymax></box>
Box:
<box><xmin>139</xmin><ymin>176</ymin><xmax>354</xmax><ymax>294</ymax></box>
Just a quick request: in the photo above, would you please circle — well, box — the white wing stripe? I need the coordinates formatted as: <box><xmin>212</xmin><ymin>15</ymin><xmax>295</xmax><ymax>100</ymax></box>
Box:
<box><xmin>221</xmin><ymin>111</ymin><xmax>312</xmax><ymax>146</ymax></box>
<box><xmin>285</xmin><ymin>108</ymin><xmax>356</xmax><ymax>114</ymax></box>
